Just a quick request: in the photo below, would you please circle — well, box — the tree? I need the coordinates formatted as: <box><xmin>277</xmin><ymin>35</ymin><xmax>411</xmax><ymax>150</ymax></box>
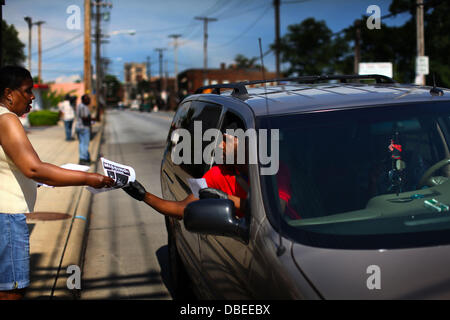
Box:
<box><xmin>273</xmin><ymin>18</ymin><xmax>349</xmax><ymax>76</ymax></box>
<box><xmin>2</xmin><ymin>20</ymin><xmax>25</xmax><ymax>66</ymax></box>
<box><xmin>230</xmin><ymin>54</ymin><xmax>261</xmax><ymax>70</ymax></box>
<box><xmin>419</xmin><ymin>0</ymin><xmax>450</xmax><ymax>87</ymax></box>
<box><xmin>104</xmin><ymin>74</ymin><xmax>122</xmax><ymax>104</ymax></box>
<box><xmin>342</xmin><ymin>19</ymin><xmax>416</xmax><ymax>83</ymax></box>
<box><xmin>381</xmin><ymin>0</ymin><xmax>450</xmax><ymax>87</ymax></box>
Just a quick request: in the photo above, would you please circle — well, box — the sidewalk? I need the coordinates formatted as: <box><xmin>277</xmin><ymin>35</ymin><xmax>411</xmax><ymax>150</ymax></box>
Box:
<box><xmin>24</xmin><ymin>120</ymin><xmax>105</xmax><ymax>299</ymax></box>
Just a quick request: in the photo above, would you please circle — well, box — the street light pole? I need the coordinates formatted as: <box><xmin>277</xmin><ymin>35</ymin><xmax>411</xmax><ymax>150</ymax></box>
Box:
<box><xmin>24</xmin><ymin>16</ymin><xmax>32</xmax><ymax>72</ymax></box>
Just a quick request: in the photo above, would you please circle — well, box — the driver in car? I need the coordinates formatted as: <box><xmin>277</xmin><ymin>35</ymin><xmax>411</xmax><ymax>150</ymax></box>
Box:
<box><xmin>123</xmin><ymin>122</ymin><xmax>297</xmax><ymax>220</ymax></box>
<box><xmin>123</xmin><ymin>123</ymin><xmax>249</xmax><ymax>219</ymax></box>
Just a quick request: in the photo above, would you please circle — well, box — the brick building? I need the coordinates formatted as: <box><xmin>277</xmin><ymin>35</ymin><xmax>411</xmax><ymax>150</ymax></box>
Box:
<box><xmin>124</xmin><ymin>62</ymin><xmax>148</xmax><ymax>105</ymax></box>
<box><xmin>178</xmin><ymin>63</ymin><xmax>277</xmax><ymax>95</ymax></box>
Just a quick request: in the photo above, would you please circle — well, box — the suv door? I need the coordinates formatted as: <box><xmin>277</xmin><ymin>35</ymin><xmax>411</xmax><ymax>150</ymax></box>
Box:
<box><xmin>198</xmin><ymin>110</ymin><xmax>255</xmax><ymax>299</ymax></box>
<box><xmin>161</xmin><ymin>99</ymin><xmax>223</xmax><ymax>294</ymax></box>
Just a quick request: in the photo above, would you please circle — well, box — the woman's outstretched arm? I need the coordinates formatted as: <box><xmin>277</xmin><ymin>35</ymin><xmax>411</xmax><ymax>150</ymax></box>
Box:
<box><xmin>0</xmin><ymin>113</ymin><xmax>114</xmax><ymax>188</ymax></box>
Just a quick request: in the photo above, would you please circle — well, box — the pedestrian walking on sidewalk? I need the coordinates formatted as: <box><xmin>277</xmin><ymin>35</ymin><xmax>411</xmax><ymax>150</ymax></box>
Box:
<box><xmin>0</xmin><ymin>66</ymin><xmax>115</xmax><ymax>300</ymax></box>
<box><xmin>58</xmin><ymin>94</ymin><xmax>75</xmax><ymax>141</ymax></box>
<box><xmin>75</xmin><ymin>94</ymin><xmax>92</xmax><ymax>166</ymax></box>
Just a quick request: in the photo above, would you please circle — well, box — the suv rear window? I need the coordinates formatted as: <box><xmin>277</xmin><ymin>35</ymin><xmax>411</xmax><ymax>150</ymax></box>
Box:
<box><xmin>259</xmin><ymin>101</ymin><xmax>450</xmax><ymax>249</ymax></box>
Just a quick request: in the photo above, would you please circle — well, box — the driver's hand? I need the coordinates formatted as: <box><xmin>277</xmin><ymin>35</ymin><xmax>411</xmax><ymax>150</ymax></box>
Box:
<box><xmin>199</xmin><ymin>188</ymin><xmax>228</xmax><ymax>200</ymax></box>
<box><xmin>123</xmin><ymin>180</ymin><xmax>147</xmax><ymax>201</ymax></box>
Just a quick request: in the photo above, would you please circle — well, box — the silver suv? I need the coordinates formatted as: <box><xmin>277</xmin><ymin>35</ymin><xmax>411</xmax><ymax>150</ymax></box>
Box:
<box><xmin>161</xmin><ymin>75</ymin><xmax>450</xmax><ymax>299</ymax></box>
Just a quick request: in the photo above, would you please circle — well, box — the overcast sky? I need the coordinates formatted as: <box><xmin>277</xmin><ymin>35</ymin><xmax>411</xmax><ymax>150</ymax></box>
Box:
<box><xmin>4</xmin><ymin>0</ymin><xmax>410</xmax><ymax>82</ymax></box>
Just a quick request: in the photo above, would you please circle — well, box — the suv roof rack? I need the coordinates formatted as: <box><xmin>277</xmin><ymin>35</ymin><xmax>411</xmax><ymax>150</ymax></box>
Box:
<box><xmin>195</xmin><ymin>83</ymin><xmax>249</xmax><ymax>98</ymax></box>
<box><xmin>195</xmin><ymin>74</ymin><xmax>396</xmax><ymax>99</ymax></box>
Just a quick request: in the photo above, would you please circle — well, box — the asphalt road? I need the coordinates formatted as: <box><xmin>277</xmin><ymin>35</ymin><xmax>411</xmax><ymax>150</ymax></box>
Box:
<box><xmin>81</xmin><ymin>109</ymin><xmax>174</xmax><ymax>300</ymax></box>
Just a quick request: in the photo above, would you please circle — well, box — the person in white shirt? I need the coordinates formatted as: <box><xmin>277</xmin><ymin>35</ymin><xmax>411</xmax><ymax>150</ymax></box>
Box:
<box><xmin>58</xmin><ymin>94</ymin><xmax>75</xmax><ymax>141</ymax></box>
<box><xmin>75</xmin><ymin>95</ymin><xmax>92</xmax><ymax>165</ymax></box>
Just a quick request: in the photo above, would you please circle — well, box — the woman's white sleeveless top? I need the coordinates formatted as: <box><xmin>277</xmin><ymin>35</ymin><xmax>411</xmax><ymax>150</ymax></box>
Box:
<box><xmin>0</xmin><ymin>106</ymin><xmax>36</xmax><ymax>213</ymax></box>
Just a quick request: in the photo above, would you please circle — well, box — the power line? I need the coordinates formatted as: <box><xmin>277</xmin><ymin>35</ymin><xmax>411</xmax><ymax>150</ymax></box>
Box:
<box><xmin>214</xmin><ymin>1</ymin><xmax>263</xmax><ymax>20</ymax></box>
<box><xmin>211</xmin><ymin>5</ymin><xmax>271</xmax><ymax>49</ymax></box>
<box><xmin>43</xmin><ymin>37</ymin><xmax>84</xmax><ymax>60</ymax></box>
<box><xmin>331</xmin><ymin>4</ymin><xmax>419</xmax><ymax>37</ymax></box>
<box><xmin>31</xmin><ymin>33</ymin><xmax>83</xmax><ymax>56</ymax></box>
<box><xmin>282</xmin><ymin>0</ymin><xmax>312</xmax><ymax>3</ymax></box>
<box><xmin>136</xmin><ymin>23</ymin><xmax>197</xmax><ymax>34</ymax></box>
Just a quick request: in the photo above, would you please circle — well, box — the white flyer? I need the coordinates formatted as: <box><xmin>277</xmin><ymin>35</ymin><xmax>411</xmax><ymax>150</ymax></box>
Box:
<box><xmin>187</xmin><ymin>178</ymin><xmax>208</xmax><ymax>198</ymax></box>
<box><xmin>87</xmin><ymin>157</ymin><xmax>136</xmax><ymax>194</ymax></box>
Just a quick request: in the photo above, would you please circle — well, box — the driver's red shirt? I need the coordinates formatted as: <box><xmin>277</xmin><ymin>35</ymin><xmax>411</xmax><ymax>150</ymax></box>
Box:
<box><xmin>202</xmin><ymin>164</ymin><xmax>300</xmax><ymax>219</ymax></box>
<box><xmin>203</xmin><ymin>165</ymin><xmax>247</xmax><ymax>218</ymax></box>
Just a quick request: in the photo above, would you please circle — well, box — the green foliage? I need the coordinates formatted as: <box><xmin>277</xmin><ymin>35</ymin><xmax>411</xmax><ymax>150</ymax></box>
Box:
<box><xmin>276</xmin><ymin>1</ymin><xmax>450</xmax><ymax>88</ymax></box>
<box><xmin>40</xmin><ymin>89</ymin><xmax>74</xmax><ymax>110</ymax></box>
<box><xmin>2</xmin><ymin>20</ymin><xmax>26</xmax><ymax>66</ymax></box>
<box><xmin>421</xmin><ymin>0</ymin><xmax>450</xmax><ymax>87</ymax></box>
<box><xmin>28</xmin><ymin>110</ymin><xmax>60</xmax><ymax>126</ymax></box>
<box><xmin>104</xmin><ymin>74</ymin><xmax>122</xmax><ymax>104</ymax></box>
<box><xmin>274</xmin><ymin>18</ymin><xmax>349</xmax><ymax>76</ymax></box>
<box><xmin>231</xmin><ymin>54</ymin><xmax>262</xmax><ymax>70</ymax></box>
<box><xmin>342</xmin><ymin>19</ymin><xmax>416</xmax><ymax>83</ymax></box>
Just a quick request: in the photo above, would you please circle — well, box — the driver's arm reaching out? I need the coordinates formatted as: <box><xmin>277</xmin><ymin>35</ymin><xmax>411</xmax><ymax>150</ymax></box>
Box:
<box><xmin>123</xmin><ymin>180</ymin><xmax>245</xmax><ymax>220</ymax></box>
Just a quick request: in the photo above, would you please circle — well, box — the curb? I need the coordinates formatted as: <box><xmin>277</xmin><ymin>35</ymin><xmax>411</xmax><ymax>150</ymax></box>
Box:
<box><xmin>50</xmin><ymin>118</ymin><xmax>106</xmax><ymax>299</ymax></box>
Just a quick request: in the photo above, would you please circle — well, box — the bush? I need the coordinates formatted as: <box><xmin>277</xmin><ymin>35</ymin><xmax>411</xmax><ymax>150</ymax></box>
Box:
<box><xmin>28</xmin><ymin>110</ymin><xmax>60</xmax><ymax>126</ymax></box>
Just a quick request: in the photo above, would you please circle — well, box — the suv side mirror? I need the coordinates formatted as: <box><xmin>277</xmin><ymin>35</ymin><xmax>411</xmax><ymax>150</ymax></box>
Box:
<box><xmin>184</xmin><ymin>199</ymin><xmax>248</xmax><ymax>242</ymax></box>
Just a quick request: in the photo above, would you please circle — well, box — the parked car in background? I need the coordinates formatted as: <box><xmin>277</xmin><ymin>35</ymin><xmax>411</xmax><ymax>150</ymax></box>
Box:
<box><xmin>130</xmin><ymin>99</ymin><xmax>140</xmax><ymax>110</ymax></box>
<box><xmin>161</xmin><ymin>74</ymin><xmax>450</xmax><ymax>299</ymax></box>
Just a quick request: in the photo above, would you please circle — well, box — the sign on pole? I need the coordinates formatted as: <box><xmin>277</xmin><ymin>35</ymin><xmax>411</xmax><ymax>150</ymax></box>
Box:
<box><xmin>415</xmin><ymin>56</ymin><xmax>429</xmax><ymax>75</ymax></box>
<box><xmin>359</xmin><ymin>62</ymin><xmax>393</xmax><ymax>78</ymax></box>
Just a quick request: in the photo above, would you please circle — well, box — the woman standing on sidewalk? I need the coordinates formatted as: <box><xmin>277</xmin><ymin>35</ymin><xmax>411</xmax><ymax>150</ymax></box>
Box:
<box><xmin>0</xmin><ymin>66</ymin><xmax>115</xmax><ymax>300</ymax></box>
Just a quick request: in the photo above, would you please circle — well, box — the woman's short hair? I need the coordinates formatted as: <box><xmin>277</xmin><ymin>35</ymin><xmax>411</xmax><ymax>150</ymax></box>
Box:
<box><xmin>0</xmin><ymin>66</ymin><xmax>32</xmax><ymax>98</ymax></box>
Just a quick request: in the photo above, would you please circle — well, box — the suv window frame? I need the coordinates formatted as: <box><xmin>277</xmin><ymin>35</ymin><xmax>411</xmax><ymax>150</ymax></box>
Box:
<box><xmin>167</xmin><ymin>99</ymin><xmax>224</xmax><ymax>180</ymax></box>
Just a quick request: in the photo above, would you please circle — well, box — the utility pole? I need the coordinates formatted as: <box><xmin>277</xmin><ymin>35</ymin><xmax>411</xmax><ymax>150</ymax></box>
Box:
<box><xmin>164</xmin><ymin>59</ymin><xmax>168</xmax><ymax>92</ymax></box>
<box><xmin>354</xmin><ymin>19</ymin><xmax>361</xmax><ymax>75</ymax></box>
<box><xmin>95</xmin><ymin>1</ymin><xmax>101</xmax><ymax>120</ymax></box>
<box><xmin>155</xmin><ymin>48</ymin><xmax>166</xmax><ymax>91</ymax></box>
<box><xmin>93</xmin><ymin>1</ymin><xmax>112</xmax><ymax>121</ymax></box>
<box><xmin>34</xmin><ymin>21</ymin><xmax>45</xmax><ymax>83</ymax></box>
<box><xmin>0</xmin><ymin>0</ymin><xmax>5</xmax><ymax>68</ymax></box>
<box><xmin>84</xmin><ymin>0</ymin><xmax>92</xmax><ymax>95</ymax></box>
<box><xmin>24</xmin><ymin>16</ymin><xmax>32</xmax><ymax>72</ymax></box>
<box><xmin>273</xmin><ymin>0</ymin><xmax>280</xmax><ymax>78</ymax></box>
<box><xmin>195</xmin><ymin>16</ymin><xmax>217</xmax><ymax>85</ymax></box>
<box><xmin>146</xmin><ymin>55</ymin><xmax>151</xmax><ymax>80</ymax></box>
<box><xmin>416</xmin><ymin>0</ymin><xmax>425</xmax><ymax>85</ymax></box>
<box><xmin>169</xmin><ymin>34</ymin><xmax>181</xmax><ymax>96</ymax></box>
